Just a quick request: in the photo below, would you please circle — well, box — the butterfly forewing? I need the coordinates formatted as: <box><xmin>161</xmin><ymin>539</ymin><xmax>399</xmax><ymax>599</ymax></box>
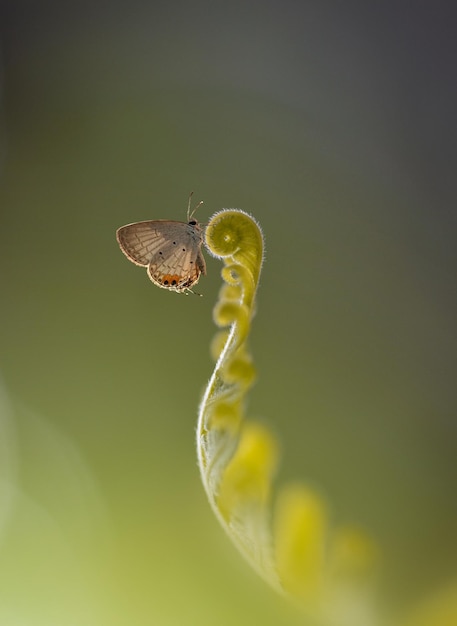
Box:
<box><xmin>116</xmin><ymin>220</ymin><xmax>173</xmax><ymax>267</ymax></box>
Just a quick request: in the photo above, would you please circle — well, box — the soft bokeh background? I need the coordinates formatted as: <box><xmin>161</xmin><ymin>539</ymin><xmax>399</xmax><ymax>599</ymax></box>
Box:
<box><xmin>0</xmin><ymin>2</ymin><xmax>456</xmax><ymax>625</ymax></box>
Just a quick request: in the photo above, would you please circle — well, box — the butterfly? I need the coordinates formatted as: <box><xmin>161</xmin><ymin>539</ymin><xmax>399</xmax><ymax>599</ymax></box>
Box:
<box><xmin>116</xmin><ymin>193</ymin><xmax>206</xmax><ymax>294</ymax></box>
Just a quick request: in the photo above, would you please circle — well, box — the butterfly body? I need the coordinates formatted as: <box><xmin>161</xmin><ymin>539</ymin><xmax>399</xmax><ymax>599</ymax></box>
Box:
<box><xmin>116</xmin><ymin>218</ymin><xmax>206</xmax><ymax>293</ymax></box>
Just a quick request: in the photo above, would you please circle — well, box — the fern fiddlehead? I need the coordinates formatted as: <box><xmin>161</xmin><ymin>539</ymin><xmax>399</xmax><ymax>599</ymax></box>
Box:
<box><xmin>197</xmin><ymin>209</ymin><xmax>379</xmax><ymax>626</ymax></box>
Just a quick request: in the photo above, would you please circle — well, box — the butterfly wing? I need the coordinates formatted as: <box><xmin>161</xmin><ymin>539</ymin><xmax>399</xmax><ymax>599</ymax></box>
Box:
<box><xmin>116</xmin><ymin>220</ymin><xmax>172</xmax><ymax>267</ymax></box>
<box><xmin>147</xmin><ymin>244</ymin><xmax>200</xmax><ymax>290</ymax></box>
<box><xmin>116</xmin><ymin>220</ymin><xmax>206</xmax><ymax>292</ymax></box>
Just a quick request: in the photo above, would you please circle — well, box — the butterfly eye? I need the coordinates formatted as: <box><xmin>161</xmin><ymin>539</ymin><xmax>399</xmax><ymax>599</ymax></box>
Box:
<box><xmin>189</xmin><ymin>220</ymin><xmax>197</xmax><ymax>226</ymax></box>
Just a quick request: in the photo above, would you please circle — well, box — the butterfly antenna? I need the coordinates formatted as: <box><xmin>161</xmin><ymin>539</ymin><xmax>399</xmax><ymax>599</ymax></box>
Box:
<box><xmin>187</xmin><ymin>191</ymin><xmax>203</xmax><ymax>222</ymax></box>
<box><xmin>187</xmin><ymin>191</ymin><xmax>194</xmax><ymax>222</ymax></box>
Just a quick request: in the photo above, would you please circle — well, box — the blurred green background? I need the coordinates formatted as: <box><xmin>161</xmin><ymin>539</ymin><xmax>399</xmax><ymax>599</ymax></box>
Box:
<box><xmin>0</xmin><ymin>2</ymin><xmax>456</xmax><ymax>624</ymax></box>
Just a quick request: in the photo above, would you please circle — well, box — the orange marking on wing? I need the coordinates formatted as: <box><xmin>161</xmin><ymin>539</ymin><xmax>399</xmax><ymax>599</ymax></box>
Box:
<box><xmin>161</xmin><ymin>274</ymin><xmax>183</xmax><ymax>286</ymax></box>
